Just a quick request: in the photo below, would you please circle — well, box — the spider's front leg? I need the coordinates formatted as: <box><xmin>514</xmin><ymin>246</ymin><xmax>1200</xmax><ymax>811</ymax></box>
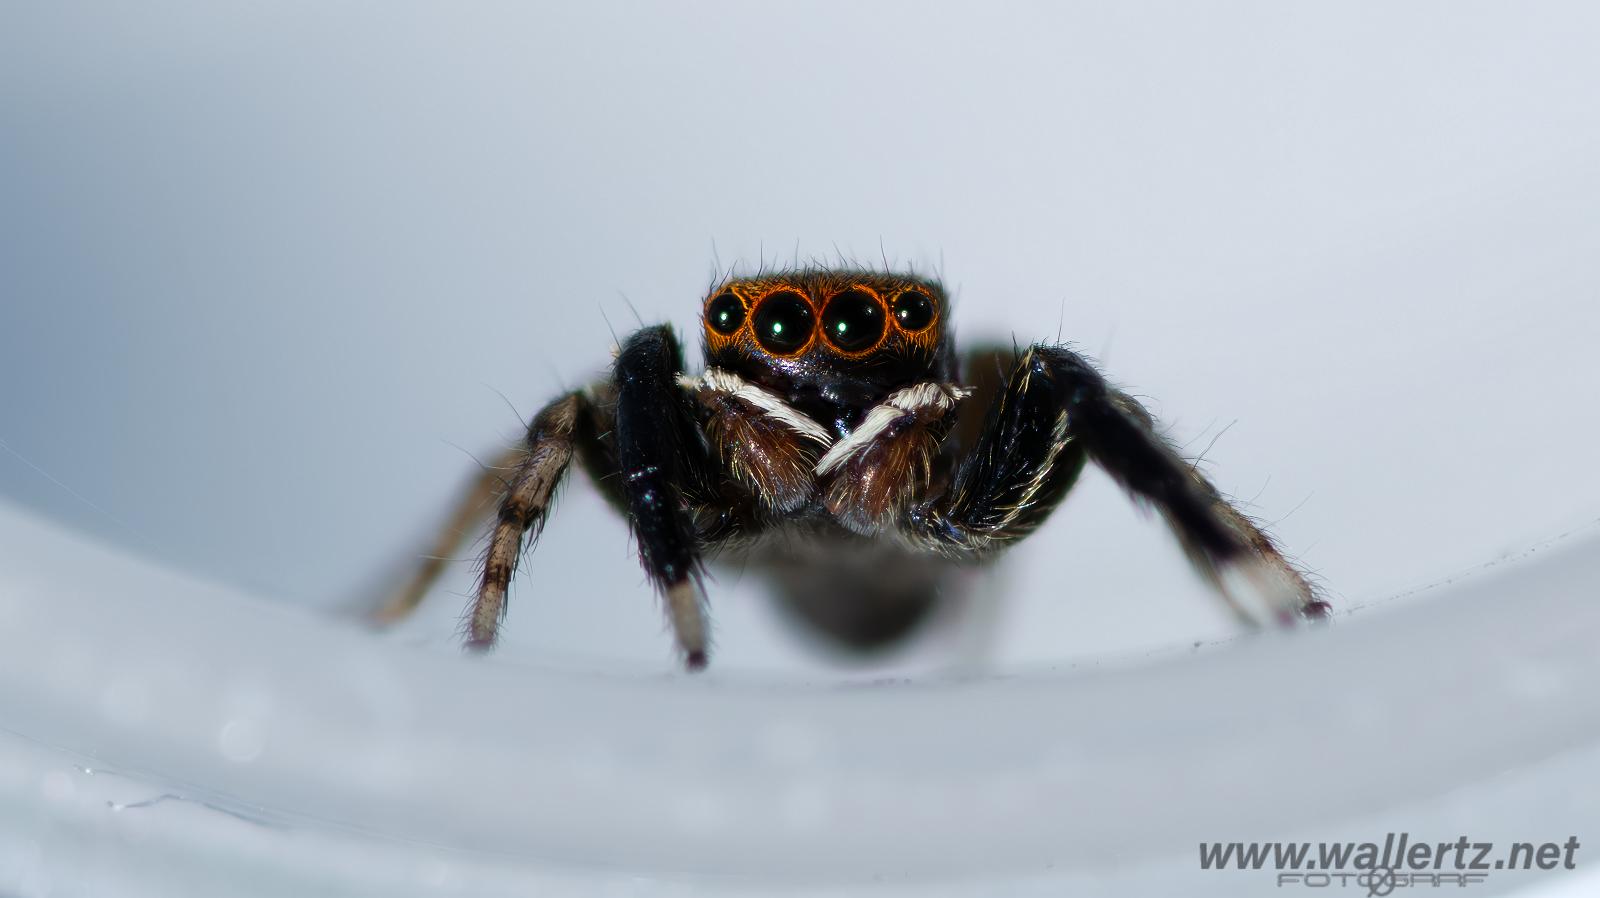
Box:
<box><xmin>470</xmin><ymin>326</ymin><xmax>716</xmax><ymax>668</ymax></box>
<box><xmin>607</xmin><ymin>325</ymin><xmax>721</xmax><ymax>670</ymax></box>
<box><xmin>914</xmin><ymin>344</ymin><xmax>1329</xmax><ymax>626</ymax></box>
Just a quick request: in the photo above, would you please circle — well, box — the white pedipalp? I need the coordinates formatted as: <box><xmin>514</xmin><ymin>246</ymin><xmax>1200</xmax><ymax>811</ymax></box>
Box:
<box><xmin>680</xmin><ymin>369</ymin><xmax>835</xmax><ymax>446</ymax></box>
<box><xmin>814</xmin><ymin>382</ymin><xmax>972</xmax><ymax>476</ymax></box>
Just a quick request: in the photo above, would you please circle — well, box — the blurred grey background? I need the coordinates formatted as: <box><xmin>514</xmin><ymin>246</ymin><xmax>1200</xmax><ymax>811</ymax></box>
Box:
<box><xmin>2</xmin><ymin>1</ymin><xmax>1597</xmax><ymax>673</ymax></box>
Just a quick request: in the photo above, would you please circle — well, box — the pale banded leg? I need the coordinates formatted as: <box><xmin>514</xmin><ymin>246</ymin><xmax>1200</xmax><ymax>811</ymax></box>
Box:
<box><xmin>367</xmin><ymin>444</ymin><xmax>526</xmax><ymax>626</ymax></box>
<box><xmin>467</xmin><ymin>391</ymin><xmax>585</xmax><ymax>649</ymax></box>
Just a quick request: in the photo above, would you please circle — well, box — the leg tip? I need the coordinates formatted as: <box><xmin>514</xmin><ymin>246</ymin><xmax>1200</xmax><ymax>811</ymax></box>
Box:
<box><xmin>1302</xmin><ymin>599</ymin><xmax>1333</xmax><ymax>622</ymax></box>
<box><xmin>366</xmin><ymin>606</ymin><xmax>401</xmax><ymax>628</ymax></box>
<box><xmin>464</xmin><ymin>635</ymin><xmax>496</xmax><ymax>654</ymax></box>
<box><xmin>685</xmin><ymin>650</ymin><xmax>709</xmax><ymax>672</ymax></box>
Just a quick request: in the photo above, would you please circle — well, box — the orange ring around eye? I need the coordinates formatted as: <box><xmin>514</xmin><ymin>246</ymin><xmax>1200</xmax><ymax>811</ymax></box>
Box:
<box><xmin>702</xmin><ymin>287</ymin><xmax>751</xmax><ymax>355</ymax></box>
<box><xmin>748</xmin><ymin>288</ymin><xmax>817</xmax><ymax>358</ymax></box>
<box><xmin>705</xmin><ymin>290</ymin><xmax>745</xmax><ymax>335</ymax></box>
<box><xmin>889</xmin><ymin>287</ymin><xmax>938</xmax><ymax>334</ymax></box>
<box><xmin>819</xmin><ymin>285</ymin><xmax>890</xmax><ymax>358</ymax></box>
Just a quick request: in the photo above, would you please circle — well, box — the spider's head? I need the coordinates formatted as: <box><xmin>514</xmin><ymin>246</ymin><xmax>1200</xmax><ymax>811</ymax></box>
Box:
<box><xmin>699</xmin><ymin>270</ymin><xmax>955</xmax><ymax>423</ymax></box>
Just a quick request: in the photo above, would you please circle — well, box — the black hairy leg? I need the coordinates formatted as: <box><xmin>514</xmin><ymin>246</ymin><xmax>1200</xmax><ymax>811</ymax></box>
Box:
<box><xmin>910</xmin><ymin>346</ymin><xmax>1088</xmax><ymax>550</ymax></box>
<box><xmin>915</xmin><ymin>344</ymin><xmax>1329</xmax><ymax>626</ymax></box>
<box><xmin>612</xmin><ymin>325</ymin><xmax>720</xmax><ymax>670</ymax></box>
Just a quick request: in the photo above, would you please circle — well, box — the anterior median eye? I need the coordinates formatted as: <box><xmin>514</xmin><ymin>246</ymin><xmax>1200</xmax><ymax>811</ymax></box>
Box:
<box><xmin>892</xmin><ymin>289</ymin><xmax>936</xmax><ymax>332</ymax></box>
<box><xmin>821</xmin><ymin>289</ymin><xmax>886</xmax><ymax>353</ymax></box>
<box><xmin>752</xmin><ymin>291</ymin><xmax>814</xmax><ymax>354</ymax></box>
<box><xmin>706</xmin><ymin>291</ymin><xmax>745</xmax><ymax>335</ymax></box>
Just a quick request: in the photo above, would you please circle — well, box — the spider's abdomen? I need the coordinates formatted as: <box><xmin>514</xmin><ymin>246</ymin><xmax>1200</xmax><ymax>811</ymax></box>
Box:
<box><xmin>719</xmin><ymin>518</ymin><xmax>965</xmax><ymax>654</ymax></box>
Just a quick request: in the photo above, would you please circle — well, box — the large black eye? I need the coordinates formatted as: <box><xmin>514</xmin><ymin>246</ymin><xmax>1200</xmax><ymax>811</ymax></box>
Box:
<box><xmin>821</xmin><ymin>289</ymin><xmax>886</xmax><ymax>353</ymax></box>
<box><xmin>706</xmin><ymin>291</ymin><xmax>745</xmax><ymax>335</ymax></box>
<box><xmin>751</xmin><ymin>291</ymin><xmax>814</xmax><ymax>354</ymax></box>
<box><xmin>892</xmin><ymin>289</ymin><xmax>936</xmax><ymax>331</ymax></box>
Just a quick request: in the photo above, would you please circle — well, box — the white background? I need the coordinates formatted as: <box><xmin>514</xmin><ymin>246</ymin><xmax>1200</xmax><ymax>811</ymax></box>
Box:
<box><xmin>3</xmin><ymin>2</ymin><xmax>1599</xmax><ymax>673</ymax></box>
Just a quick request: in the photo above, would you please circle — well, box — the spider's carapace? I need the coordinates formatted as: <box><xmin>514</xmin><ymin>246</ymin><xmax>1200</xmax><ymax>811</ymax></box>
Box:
<box><xmin>700</xmin><ymin>272</ymin><xmax>956</xmax><ymax>438</ymax></box>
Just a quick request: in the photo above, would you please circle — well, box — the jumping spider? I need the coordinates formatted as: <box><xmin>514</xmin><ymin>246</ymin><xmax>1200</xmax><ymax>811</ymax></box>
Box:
<box><xmin>375</xmin><ymin>268</ymin><xmax>1329</xmax><ymax>668</ymax></box>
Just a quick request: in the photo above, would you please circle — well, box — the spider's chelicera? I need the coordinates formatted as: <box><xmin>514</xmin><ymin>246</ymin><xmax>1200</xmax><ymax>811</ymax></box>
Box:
<box><xmin>376</xmin><ymin>268</ymin><xmax>1329</xmax><ymax>668</ymax></box>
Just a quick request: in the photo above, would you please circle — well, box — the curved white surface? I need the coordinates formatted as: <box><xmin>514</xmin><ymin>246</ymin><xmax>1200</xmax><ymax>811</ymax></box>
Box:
<box><xmin>2</xmin><ymin>503</ymin><xmax>1597</xmax><ymax>896</ymax></box>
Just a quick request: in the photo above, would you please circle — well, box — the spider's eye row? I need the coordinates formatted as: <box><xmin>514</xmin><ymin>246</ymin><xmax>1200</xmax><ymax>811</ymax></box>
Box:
<box><xmin>892</xmin><ymin>289</ymin><xmax>936</xmax><ymax>332</ymax></box>
<box><xmin>706</xmin><ymin>291</ymin><xmax>745</xmax><ymax>336</ymax></box>
<box><xmin>821</xmin><ymin>289</ymin><xmax>886</xmax><ymax>353</ymax></box>
<box><xmin>751</xmin><ymin>290</ymin><xmax>813</xmax><ymax>354</ymax></box>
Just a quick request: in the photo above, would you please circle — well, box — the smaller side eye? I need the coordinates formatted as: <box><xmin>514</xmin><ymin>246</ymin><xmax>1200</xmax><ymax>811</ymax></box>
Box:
<box><xmin>892</xmin><ymin>289</ymin><xmax>936</xmax><ymax>331</ymax></box>
<box><xmin>706</xmin><ymin>291</ymin><xmax>745</xmax><ymax>335</ymax></box>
